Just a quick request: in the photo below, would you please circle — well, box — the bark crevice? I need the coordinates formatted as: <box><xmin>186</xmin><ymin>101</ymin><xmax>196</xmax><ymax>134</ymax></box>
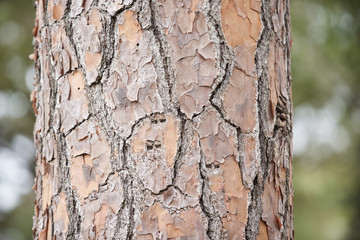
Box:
<box><xmin>56</xmin><ymin>132</ymin><xmax>83</xmax><ymax>239</ymax></box>
<box><xmin>146</xmin><ymin>0</ymin><xmax>177</xmax><ymax>113</ymax></box>
<box><xmin>93</xmin><ymin>0</ymin><xmax>138</xmax><ymax>86</ymax></box>
<box><xmin>245</xmin><ymin>0</ymin><xmax>294</xmax><ymax>238</ymax></box>
<box><xmin>245</xmin><ymin>0</ymin><xmax>272</xmax><ymax>238</ymax></box>
<box><xmin>198</xmin><ymin>142</ymin><xmax>224</xmax><ymax>239</ymax></box>
<box><xmin>172</xmin><ymin>117</ymin><xmax>187</xmax><ymax>183</ymax></box>
<box><xmin>205</xmin><ymin>0</ymin><xmax>238</xmax><ymax>130</ymax></box>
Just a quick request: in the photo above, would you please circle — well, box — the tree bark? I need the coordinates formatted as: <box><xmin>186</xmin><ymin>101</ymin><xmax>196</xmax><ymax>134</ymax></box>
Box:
<box><xmin>31</xmin><ymin>0</ymin><xmax>293</xmax><ymax>239</ymax></box>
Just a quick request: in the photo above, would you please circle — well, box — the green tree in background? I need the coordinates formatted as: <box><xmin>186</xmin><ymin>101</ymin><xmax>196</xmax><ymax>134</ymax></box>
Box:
<box><xmin>291</xmin><ymin>0</ymin><xmax>360</xmax><ymax>239</ymax></box>
<box><xmin>0</xmin><ymin>0</ymin><xmax>35</xmax><ymax>239</ymax></box>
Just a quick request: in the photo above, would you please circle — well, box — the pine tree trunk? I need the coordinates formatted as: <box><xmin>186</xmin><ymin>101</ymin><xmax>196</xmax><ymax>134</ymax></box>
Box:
<box><xmin>31</xmin><ymin>0</ymin><xmax>293</xmax><ymax>239</ymax></box>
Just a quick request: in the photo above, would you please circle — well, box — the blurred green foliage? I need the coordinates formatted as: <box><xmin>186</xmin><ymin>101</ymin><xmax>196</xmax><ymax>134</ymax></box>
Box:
<box><xmin>0</xmin><ymin>0</ymin><xmax>35</xmax><ymax>140</ymax></box>
<box><xmin>291</xmin><ymin>0</ymin><xmax>360</xmax><ymax>239</ymax></box>
<box><xmin>0</xmin><ymin>0</ymin><xmax>359</xmax><ymax>239</ymax></box>
<box><xmin>0</xmin><ymin>0</ymin><xmax>35</xmax><ymax>239</ymax></box>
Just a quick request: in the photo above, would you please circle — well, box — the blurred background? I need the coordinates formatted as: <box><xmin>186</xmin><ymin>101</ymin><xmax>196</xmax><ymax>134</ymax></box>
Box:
<box><xmin>0</xmin><ymin>0</ymin><xmax>359</xmax><ymax>239</ymax></box>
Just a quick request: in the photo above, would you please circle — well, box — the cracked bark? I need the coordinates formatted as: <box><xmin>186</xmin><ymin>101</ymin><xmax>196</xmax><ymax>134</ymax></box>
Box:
<box><xmin>32</xmin><ymin>0</ymin><xmax>293</xmax><ymax>239</ymax></box>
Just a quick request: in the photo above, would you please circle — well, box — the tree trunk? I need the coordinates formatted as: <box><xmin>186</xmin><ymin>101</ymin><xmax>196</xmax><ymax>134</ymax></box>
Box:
<box><xmin>31</xmin><ymin>0</ymin><xmax>293</xmax><ymax>239</ymax></box>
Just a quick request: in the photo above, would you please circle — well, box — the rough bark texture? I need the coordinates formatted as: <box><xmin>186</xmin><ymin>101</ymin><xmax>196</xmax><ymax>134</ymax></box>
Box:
<box><xmin>31</xmin><ymin>0</ymin><xmax>293</xmax><ymax>239</ymax></box>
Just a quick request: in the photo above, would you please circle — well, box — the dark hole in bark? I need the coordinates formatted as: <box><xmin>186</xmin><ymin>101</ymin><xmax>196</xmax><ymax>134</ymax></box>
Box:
<box><xmin>279</xmin><ymin>113</ymin><xmax>286</xmax><ymax>122</ymax></box>
<box><xmin>146</xmin><ymin>140</ymin><xmax>154</xmax><ymax>150</ymax></box>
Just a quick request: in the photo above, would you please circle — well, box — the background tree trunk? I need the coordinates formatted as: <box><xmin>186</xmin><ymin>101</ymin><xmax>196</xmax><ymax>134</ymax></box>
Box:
<box><xmin>31</xmin><ymin>0</ymin><xmax>293</xmax><ymax>239</ymax></box>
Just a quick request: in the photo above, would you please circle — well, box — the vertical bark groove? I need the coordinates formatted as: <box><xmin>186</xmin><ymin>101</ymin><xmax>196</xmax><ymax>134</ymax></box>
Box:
<box><xmin>246</xmin><ymin>0</ymin><xmax>293</xmax><ymax>239</ymax></box>
<box><xmin>148</xmin><ymin>0</ymin><xmax>177</xmax><ymax>111</ymax></box>
<box><xmin>245</xmin><ymin>2</ymin><xmax>272</xmax><ymax>237</ymax></box>
<box><xmin>198</xmin><ymin>145</ymin><xmax>225</xmax><ymax>239</ymax></box>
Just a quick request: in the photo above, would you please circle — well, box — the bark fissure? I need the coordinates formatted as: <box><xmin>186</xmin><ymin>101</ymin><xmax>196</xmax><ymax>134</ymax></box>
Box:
<box><xmin>126</xmin><ymin>195</ymin><xmax>135</xmax><ymax>240</ymax></box>
<box><xmin>172</xmin><ymin>117</ymin><xmax>187</xmax><ymax>183</ymax></box>
<box><xmin>198</xmin><ymin>144</ymin><xmax>223</xmax><ymax>239</ymax></box>
<box><xmin>120</xmin><ymin>139</ymin><xmax>128</xmax><ymax>170</ymax></box>
<box><xmin>43</xmin><ymin>0</ymin><xmax>49</xmax><ymax>26</ymax></box>
<box><xmin>93</xmin><ymin>0</ymin><xmax>138</xmax><ymax>85</ymax></box>
<box><xmin>245</xmin><ymin>0</ymin><xmax>294</xmax><ymax>238</ymax></box>
<box><xmin>148</xmin><ymin>0</ymin><xmax>177</xmax><ymax>112</ymax></box>
<box><xmin>125</xmin><ymin>112</ymin><xmax>163</xmax><ymax>140</ymax></box>
<box><xmin>237</xmin><ymin>129</ymin><xmax>249</xmax><ymax>188</ymax></box>
<box><xmin>145</xmin><ymin>0</ymin><xmax>195</xmax><ymax>201</ymax></box>
<box><xmin>56</xmin><ymin>132</ymin><xmax>83</xmax><ymax>239</ymax></box>
<box><xmin>282</xmin><ymin>1</ymin><xmax>294</xmax><ymax>238</ymax></box>
<box><xmin>63</xmin><ymin>0</ymin><xmax>82</xmax><ymax>67</ymax></box>
<box><xmin>206</xmin><ymin>0</ymin><xmax>238</xmax><ymax>130</ymax></box>
<box><xmin>47</xmin><ymin>43</ymin><xmax>60</xmax><ymax>139</ymax></box>
<box><xmin>114</xmin><ymin>175</ymin><xmax>135</xmax><ymax>239</ymax></box>
<box><xmin>245</xmin><ymin>0</ymin><xmax>272</xmax><ymax>237</ymax></box>
<box><xmin>64</xmin><ymin>113</ymin><xmax>92</xmax><ymax>136</ymax></box>
<box><xmin>66</xmin><ymin>190</ymin><xmax>83</xmax><ymax>238</ymax></box>
<box><xmin>205</xmin><ymin>3</ymin><xmax>253</xmax><ymax>207</ymax></box>
<box><xmin>113</xmin><ymin>135</ymin><xmax>135</xmax><ymax>238</ymax></box>
<box><xmin>209</xmin><ymin>63</ymin><xmax>239</xmax><ymax>131</ymax></box>
<box><xmin>148</xmin><ymin>184</ymin><xmax>189</xmax><ymax>198</ymax></box>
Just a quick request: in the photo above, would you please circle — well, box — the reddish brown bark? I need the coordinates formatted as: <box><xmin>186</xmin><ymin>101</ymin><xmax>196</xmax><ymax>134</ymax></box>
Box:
<box><xmin>32</xmin><ymin>0</ymin><xmax>293</xmax><ymax>239</ymax></box>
